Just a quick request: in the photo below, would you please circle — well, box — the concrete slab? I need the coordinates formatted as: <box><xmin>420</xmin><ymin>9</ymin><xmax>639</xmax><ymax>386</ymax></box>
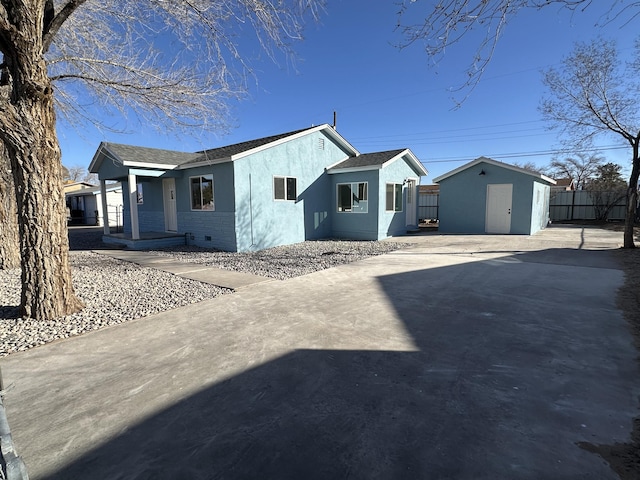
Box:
<box><xmin>93</xmin><ymin>249</ymin><xmax>272</xmax><ymax>290</ymax></box>
<box><xmin>3</xmin><ymin>226</ymin><xmax>638</xmax><ymax>479</ymax></box>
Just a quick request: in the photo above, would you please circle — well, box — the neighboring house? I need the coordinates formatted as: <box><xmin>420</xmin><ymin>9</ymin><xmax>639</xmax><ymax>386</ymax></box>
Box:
<box><xmin>433</xmin><ymin>157</ymin><xmax>556</xmax><ymax>235</ymax></box>
<box><xmin>551</xmin><ymin>178</ymin><xmax>576</xmax><ymax>193</ymax></box>
<box><xmin>89</xmin><ymin>124</ymin><xmax>428</xmax><ymax>251</ymax></box>
<box><xmin>65</xmin><ymin>182</ymin><xmax>124</xmax><ymax>227</ymax></box>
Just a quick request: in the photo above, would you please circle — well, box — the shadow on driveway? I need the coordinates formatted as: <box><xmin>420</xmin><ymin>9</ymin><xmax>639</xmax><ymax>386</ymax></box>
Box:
<box><xmin>32</xmin><ymin>247</ymin><xmax>638</xmax><ymax>479</ymax></box>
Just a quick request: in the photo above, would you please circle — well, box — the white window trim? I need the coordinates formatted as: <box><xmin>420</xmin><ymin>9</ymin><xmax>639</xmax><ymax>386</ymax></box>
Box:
<box><xmin>273</xmin><ymin>175</ymin><xmax>297</xmax><ymax>202</ymax></box>
<box><xmin>189</xmin><ymin>174</ymin><xmax>215</xmax><ymax>211</ymax></box>
<box><xmin>385</xmin><ymin>182</ymin><xmax>403</xmax><ymax>212</ymax></box>
<box><xmin>336</xmin><ymin>181</ymin><xmax>368</xmax><ymax>213</ymax></box>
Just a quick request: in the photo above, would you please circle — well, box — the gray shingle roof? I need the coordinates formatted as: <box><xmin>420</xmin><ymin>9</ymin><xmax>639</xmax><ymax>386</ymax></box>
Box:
<box><xmin>331</xmin><ymin>149</ymin><xmax>406</xmax><ymax>170</ymax></box>
<box><xmin>104</xmin><ymin>143</ymin><xmax>200</xmax><ymax>166</ymax></box>
<box><xmin>187</xmin><ymin>127</ymin><xmax>314</xmax><ymax>165</ymax></box>
<box><xmin>103</xmin><ymin>126</ymin><xmax>316</xmax><ymax>167</ymax></box>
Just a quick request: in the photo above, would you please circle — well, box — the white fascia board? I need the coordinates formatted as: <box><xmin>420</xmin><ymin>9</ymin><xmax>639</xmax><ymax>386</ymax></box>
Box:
<box><xmin>230</xmin><ymin>124</ymin><xmax>360</xmax><ymax>162</ymax></box>
<box><xmin>89</xmin><ymin>142</ymin><xmax>116</xmax><ymax>173</ymax></box>
<box><xmin>381</xmin><ymin>149</ymin><xmax>429</xmax><ymax>177</ymax></box>
<box><xmin>123</xmin><ymin>161</ymin><xmax>178</xmax><ymax>170</ymax></box>
<box><xmin>325</xmin><ymin>155</ymin><xmax>354</xmax><ymax>171</ymax></box>
<box><xmin>127</xmin><ymin>168</ymin><xmax>167</xmax><ymax>177</ymax></box>
<box><xmin>327</xmin><ymin>165</ymin><xmax>383</xmax><ymax>174</ymax></box>
<box><xmin>433</xmin><ymin>156</ymin><xmax>556</xmax><ymax>184</ymax></box>
<box><xmin>176</xmin><ymin>157</ymin><xmax>232</xmax><ymax>169</ymax></box>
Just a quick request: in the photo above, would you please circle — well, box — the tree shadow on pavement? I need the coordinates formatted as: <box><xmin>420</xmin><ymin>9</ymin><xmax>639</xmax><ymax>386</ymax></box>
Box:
<box><xmin>39</xmin><ymin>248</ymin><xmax>638</xmax><ymax>479</ymax></box>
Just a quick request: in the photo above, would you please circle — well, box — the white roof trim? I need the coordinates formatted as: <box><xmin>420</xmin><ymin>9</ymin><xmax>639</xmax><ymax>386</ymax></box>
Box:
<box><xmin>230</xmin><ymin>124</ymin><xmax>360</xmax><ymax>161</ymax></box>
<box><xmin>122</xmin><ymin>161</ymin><xmax>178</xmax><ymax>170</ymax></box>
<box><xmin>432</xmin><ymin>156</ymin><xmax>556</xmax><ymax>184</ymax></box>
<box><xmin>383</xmin><ymin>149</ymin><xmax>429</xmax><ymax>177</ymax></box>
<box><xmin>176</xmin><ymin>156</ymin><xmax>232</xmax><ymax>169</ymax></box>
<box><xmin>327</xmin><ymin>165</ymin><xmax>383</xmax><ymax>174</ymax></box>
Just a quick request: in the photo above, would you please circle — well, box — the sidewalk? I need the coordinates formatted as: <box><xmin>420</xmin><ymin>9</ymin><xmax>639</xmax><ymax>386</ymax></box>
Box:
<box><xmin>92</xmin><ymin>249</ymin><xmax>272</xmax><ymax>290</ymax></box>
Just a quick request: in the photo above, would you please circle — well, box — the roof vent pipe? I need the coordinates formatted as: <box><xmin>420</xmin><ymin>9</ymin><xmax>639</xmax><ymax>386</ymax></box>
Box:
<box><xmin>333</xmin><ymin>111</ymin><xmax>337</xmax><ymax>130</ymax></box>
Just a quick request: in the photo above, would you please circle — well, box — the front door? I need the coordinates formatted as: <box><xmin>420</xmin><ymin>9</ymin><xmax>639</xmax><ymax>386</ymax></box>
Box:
<box><xmin>485</xmin><ymin>184</ymin><xmax>512</xmax><ymax>234</ymax></box>
<box><xmin>405</xmin><ymin>179</ymin><xmax>417</xmax><ymax>226</ymax></box>
<box><xmin>163</xmin><ymin>178</ymin><xmax>178</xmax><ymax>232</ymax></box>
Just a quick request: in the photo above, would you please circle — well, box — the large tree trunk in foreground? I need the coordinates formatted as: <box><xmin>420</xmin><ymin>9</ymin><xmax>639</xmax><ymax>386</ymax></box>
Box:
<box><xmin>0</xmin><ymin>146</ymin><xmax>20</xmax><ymax>269</ymax></box>
<box><xmin>623</xmin><ymin>146</ymin><xmax>640</xmax><ymax>249</ymax></box>
<box><xmin>0</xmin><ymin>1</ymin><xmax>83</xmax><ymax>320</ymax></box>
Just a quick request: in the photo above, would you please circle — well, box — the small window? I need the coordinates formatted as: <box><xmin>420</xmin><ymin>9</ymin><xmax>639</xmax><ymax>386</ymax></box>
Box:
<box><xmin>190</xmin><ymin>174</ymin><xmax>214</xmax><ymax>211</ymax></box>
<box><xmin>337</xmin><ymin>182</ymin><xmax>368</xmax><ymax>213</ymax></box>
<box><xmin>386</xmin><ymin>183</ymin><xmax>403</xmax><ymax>212</ymax></box>
<box><xmin>136</xmin><ymin>183</ymin><xmax>144</xmax><ymax>204</ymax></box>
<box><xmin>274</xmin><ymin>176</ymin><xmax>297</xmax><ymax>201</ymax></box>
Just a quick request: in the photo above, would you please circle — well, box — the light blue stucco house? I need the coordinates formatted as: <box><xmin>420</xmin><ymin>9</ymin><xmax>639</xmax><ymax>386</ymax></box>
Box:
<box><xmin>432</xmin><ymin>157</ymin><xmax>556</xmax><ymax>235</ymax></box>
<box><xmin>89</xmin><ymin>124</ymin><xmax>428</xmax><ymax>251</ymax></box>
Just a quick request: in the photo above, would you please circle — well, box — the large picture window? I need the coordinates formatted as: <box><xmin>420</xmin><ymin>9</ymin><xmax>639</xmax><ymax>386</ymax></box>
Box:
<box><xmin>190</xmin><ymin>174</ymin><xmax>214</xmax><ymax>210</ymax></box>
<box><xmin>385</xmin><ymin>183</ymin><xmax>403</xmax><ymax>212</ymax></box>
<box><xmin>337</xmin><ymin>182</ymin><xmax>368</xmax><ymax>213</ymax></box>
<box><xmin>274</xmin><ymin>176</ymin><xmax>297</xmax><ymax>201</ymax></box>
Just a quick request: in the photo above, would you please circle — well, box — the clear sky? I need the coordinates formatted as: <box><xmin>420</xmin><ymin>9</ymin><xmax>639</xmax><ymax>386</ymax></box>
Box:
<box><xmin>56</xmin><ymin>1</ymin><xmax>638</xmax><ymax>184</ymax></box>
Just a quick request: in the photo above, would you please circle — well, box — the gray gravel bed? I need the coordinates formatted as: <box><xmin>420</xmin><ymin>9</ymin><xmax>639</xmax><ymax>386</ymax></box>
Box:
<box><xmin>0</xmin><ymin>239</ymin><xmax>409</xmax><ymax>356</ymax></box>
<box><xmin>0</xmin><ymin>251</ymin><xmax>229</xmax><ymax>357</ymax></box>
<box><xmin>150</xmin><ymin>239</ymin><xmax>410</xmax><ymax>280</ymax></box>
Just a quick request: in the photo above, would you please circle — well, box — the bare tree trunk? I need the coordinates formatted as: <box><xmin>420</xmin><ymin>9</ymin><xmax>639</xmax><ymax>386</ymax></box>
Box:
<box><xmin>0</xmin><ymin>145</ymin><xmax>20</xmax><ymax>269</ymax></box>
<box><xmin>0</xmin><ymin>1</ymin><xmax>83</xmax><ymax>320</ymax></box>
<box><xmin>623</xmin><ymin>144</ymin><xmax>640</xmax><ymax>249</ymax></box>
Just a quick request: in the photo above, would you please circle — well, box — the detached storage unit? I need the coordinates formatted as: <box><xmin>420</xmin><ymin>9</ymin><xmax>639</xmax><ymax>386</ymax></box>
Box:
<box><xmin>433</xmin><ymin>157</ymin><xmax>556</xmax><ymax>235</ymax></box>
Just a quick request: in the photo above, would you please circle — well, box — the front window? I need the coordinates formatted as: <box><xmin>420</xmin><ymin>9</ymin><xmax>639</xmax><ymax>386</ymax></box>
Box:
<box><xmin>337</xmin><ymin>182</ymin><xmax>368</xmax><ymax>213</ymax></box>
<box><xmin>274</xmin><ymin>176</ymin><xmax>297</xmax><ymax>201</ymax></box>
<box><xmin>190</xmin><ymin>174</ymin><xmax>214</xmax><ymax>210</ymax></box>
<box><xmin>386</xmin><ymin>183</ymin><xmax>403</xmax><ymax>212</ymax></box>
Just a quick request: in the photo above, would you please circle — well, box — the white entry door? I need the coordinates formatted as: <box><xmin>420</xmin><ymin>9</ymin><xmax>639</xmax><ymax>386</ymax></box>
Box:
<box><xmin>163</xmin><ymin>178</ymin><xmax>178</xmax><ymax>232</ymax></box>
<box><xmin>405</xmin><ymin>179</ymin><xmax>417</xmax><ymax>226</ymax></box>
<box><xmin>485</xmin><ymin>184</ymin><xmax>512</xmax><ymax>234</ymax></box>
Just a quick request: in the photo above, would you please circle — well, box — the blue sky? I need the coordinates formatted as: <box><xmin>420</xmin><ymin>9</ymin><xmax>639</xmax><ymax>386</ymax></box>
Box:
<box><xmin>56</xmin><ymin>1</ymin><xmax>637</xmax><ymax>183</ymax></box>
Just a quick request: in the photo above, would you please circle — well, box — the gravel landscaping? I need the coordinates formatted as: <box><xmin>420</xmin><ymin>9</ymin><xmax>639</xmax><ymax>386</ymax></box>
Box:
<box><xmin>149</xmin><ymin>239</ymin><xmax>408</xmax><ymax>280</ymax></box>
<box><xmin>0</xmin><ymin>231</ymin><xmax>409</xmax><ymax>356</ymax></box>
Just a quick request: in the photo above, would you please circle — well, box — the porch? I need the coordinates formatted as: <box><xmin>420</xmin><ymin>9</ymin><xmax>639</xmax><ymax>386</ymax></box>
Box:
<box><xmin>103</xmin><ymin>231</ymin><xmax>186</xmax><ymax>250</ymax></box>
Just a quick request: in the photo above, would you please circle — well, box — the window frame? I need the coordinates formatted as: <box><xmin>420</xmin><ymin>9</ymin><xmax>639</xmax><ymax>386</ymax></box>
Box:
<box><xmin>273</xmin><ymin>175</ymin><xmax>297</xmax><ymax>201</ymax></box>
<box><xmin>337</xmin><ymin>181</ymin><xmax>368</xmax><ymax>213</ymax></box>
<box><xmin>189</xmin><ymin>174</ymin><xmax>215</xmax><ymax>211</ymax></box>
<box><xmin>385</xmin><ymin>183</ymin><xmax>403</xmax><ymax>212</ymax></box>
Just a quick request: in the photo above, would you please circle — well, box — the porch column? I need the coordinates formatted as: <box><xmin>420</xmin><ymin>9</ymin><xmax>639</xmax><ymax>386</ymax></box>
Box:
<box><xmin>100</xmin><ymin>179</ymin><xmax>110</xmax><ymax>235</ymax></box>
<box><xmin>128</xmin><ymin>173</ymin><xmax>140</xmax><ymax>240</ymax></box>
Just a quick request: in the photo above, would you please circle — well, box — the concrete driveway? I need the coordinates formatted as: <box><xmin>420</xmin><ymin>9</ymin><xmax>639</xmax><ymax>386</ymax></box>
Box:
<box><xmin>4</xmin><ymin>226</ymin><xmax>638</xmax><ymax>479</ymax></box>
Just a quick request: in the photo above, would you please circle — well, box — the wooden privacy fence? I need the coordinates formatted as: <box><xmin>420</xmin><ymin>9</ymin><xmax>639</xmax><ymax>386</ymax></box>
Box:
<box><xmin>549</xmin><ymin>190</ymin><xmax>626</xmax><ymax>221</ymax></box>
<box><xmin>418</xmin><ymin>190</ymin><xmax>628</xmax><ymax>222</ymax></box>
<box><xmin>418</xmin><ymin>193</ymin><xmax>439</xmax><ymax>221</ymax></box>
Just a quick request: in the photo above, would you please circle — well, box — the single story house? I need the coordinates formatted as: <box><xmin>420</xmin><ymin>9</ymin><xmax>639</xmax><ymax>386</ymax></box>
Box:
<box><xmin>65</xmin><ymin>182</ymin><xmax>124</xmax><ymax>227</ymax></box>
<box><xmin>89</xmin><ymin>124</ymin><xmax>428</xmax><ymax>251</ymax></box>
<box><xmin>432</xmin><ymin>157</ymin><xmax>556</xmax><ymax>235</ymax></box>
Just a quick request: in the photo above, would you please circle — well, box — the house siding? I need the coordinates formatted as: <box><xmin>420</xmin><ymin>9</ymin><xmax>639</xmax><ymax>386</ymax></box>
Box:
<box><xmin>438</xmin><ymin>161</ymin><xmax>551</xmax><ymax>235</ymax></box>
<box><xmin>330</xmin><ymin>170</ymin><xmax>379</xmax><ymax>240</ymax></box>
<box><xmin>378</xmin><ymin>157</ymin><xmax>419</xmax><ymax>238</ymax></box>
<box><xmin>233</xmin><ymin>130</ymin><xmax>350</xmax><ymax>252</ymax></box>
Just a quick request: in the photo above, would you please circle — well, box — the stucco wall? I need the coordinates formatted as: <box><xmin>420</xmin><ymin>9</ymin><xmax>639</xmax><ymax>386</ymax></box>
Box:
<box><xmin>378</xmin><ymin>157</ymin><xmax>420</xmax><ymax>238</ymax></box>
<box><xmin>530</xmin><ymin>181</ymin><xmax>551</xmax><ymax>235</ymax></box>
<box><xmin>438</xmin><ymin>162</ymin><xmax>544</xmax><ymax>234</ymax></box>
<box><xmin>330</xmin><ymin>170</ymin><xmax>380</xmax><ymax>240</ymax></box>
<box><xmin>233</xmin><ymin>130</ymin><xmax>351</xmax><ymax>252</ymax></box>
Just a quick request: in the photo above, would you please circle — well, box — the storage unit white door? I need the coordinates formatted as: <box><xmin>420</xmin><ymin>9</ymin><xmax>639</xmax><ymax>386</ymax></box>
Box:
<box><xmin>485</xmin><ymin>184</ymin><xmax>512</xmax><ymax>234</ymax></box>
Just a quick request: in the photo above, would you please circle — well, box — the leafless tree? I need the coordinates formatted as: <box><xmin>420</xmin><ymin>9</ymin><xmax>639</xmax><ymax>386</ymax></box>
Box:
<box><xmin>547</xmin><ymin>153</ymin><xmax>604</xmax><ymax>190</ymax></box>
<box><xmin>395</xmin><ymin>1</ymin><xmax>636</xmax><ymax>99</ymax></box>
<box><xmin>0</xmin><ymin>0</ymin><xmax>323</xmax><ymax>321</ymax></box>
<box><xmin>541</xmin><ymin>38</ymin><xmax>640</xmax><ymax>248</ymax></box>
<box><xmin>0</xmin><ymin>144</ymin><xmax>18</xmax><ymax>270</ymax></box>
<box><xmin>63</xmin><ymin>165</ymin><xmax>97</xmax><ymax>184</ymax></box>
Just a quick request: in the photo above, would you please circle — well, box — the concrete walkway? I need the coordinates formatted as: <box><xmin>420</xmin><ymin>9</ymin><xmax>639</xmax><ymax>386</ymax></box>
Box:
<box><xmin>92</xmin><ymin>249</ymin><xmax>272</xmax><ymax>290</ymax></box>
<box><xmin>3</xmin><ymin>226</ymin><xmax>639</xmax><ymax>479</ymax></box>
